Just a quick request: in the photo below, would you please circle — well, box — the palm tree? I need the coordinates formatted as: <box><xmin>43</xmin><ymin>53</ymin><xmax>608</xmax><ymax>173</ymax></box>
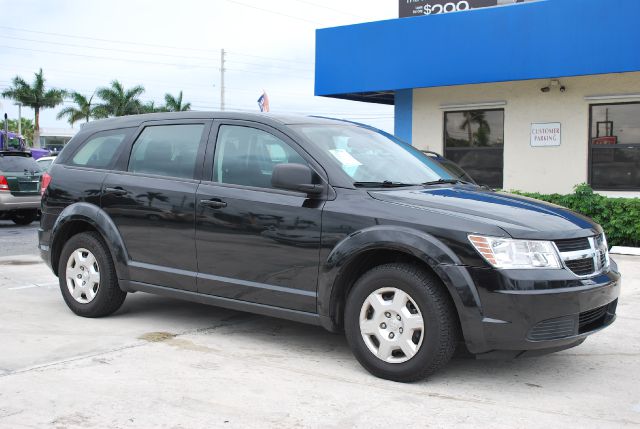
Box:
<box><xmin>140</xmin><ymin>100</ymin><xmax>166</xmax><ymax>114</ymax></box>
<box><xmin>163</xmin><ymin>91</ymin><xmax>191</xmax><ymax>112</ymax></box>
<box><xmin>56</xmin><ymin>92</ymin><xmax>102</xmax><ymax>126</ymax></box>
<box><xmin>95</xmin><ymin>80</ymin><xmax>145</xmax><ymax>117</ymax></box>
<box><xmin>460</xmin><ymin>111</ymin><xmax>490</xmax><ymax>146</ymax></box>
<box><xmin>1</xmin><ymin>68</ymin><xmax>66</xmax><ymax>134</ymax></box>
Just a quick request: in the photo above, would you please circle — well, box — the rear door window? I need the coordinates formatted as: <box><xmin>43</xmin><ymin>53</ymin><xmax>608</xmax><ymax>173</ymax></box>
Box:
<box><xmin>71</xmin><ymin>129</ymin><xmax>132</xmax><ymax>169</ymax></box>
<box><xmin>128</xmin><ymin>124</ymin><xmax>205</xmax><ymax>179</ymax></box>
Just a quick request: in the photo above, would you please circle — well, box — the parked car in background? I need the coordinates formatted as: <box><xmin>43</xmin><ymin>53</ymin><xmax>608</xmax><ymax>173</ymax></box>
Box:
<box><xmin>0</xmin><ymin>151</ymin><xmax>42</xmax><ymax>225</ymax></box>
<box><xmin>36</xmin><ymin>156</ymin><xmax>57</xmax><ymax>172</ymax></box>
<box><xmin>40</xmin><ymin>112</ymin><xmax>620</xmax><ymax>382</ymax></box>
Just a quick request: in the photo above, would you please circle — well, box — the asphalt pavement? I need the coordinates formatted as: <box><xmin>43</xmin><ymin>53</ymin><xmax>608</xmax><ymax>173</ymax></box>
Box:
<box><xmin>0</xmin><ymin>220</ymin><xmax>39</xmax><ymax>257</ymax></box>
<box><xmin>0</xmin><ymin>241</ymin><xmax>638</xmax><ymax>427</ymax></box>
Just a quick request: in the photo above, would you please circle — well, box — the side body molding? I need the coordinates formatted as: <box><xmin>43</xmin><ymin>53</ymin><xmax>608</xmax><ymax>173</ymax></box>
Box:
<box><xmin>317</xmin><ymin>225</ymin><xmax>483</xmax><ymax>331</ymax></box>
<box><xmin>50</xmin><ymin>202</ymin><xmax>131</xmax><ymax>286</ymax></box>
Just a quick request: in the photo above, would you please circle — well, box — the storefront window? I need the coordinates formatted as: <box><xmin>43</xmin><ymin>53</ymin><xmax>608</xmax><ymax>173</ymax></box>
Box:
<box><xmin>590</xmin><ymin>103</ymin><xmax>640</xmax><ymax>190</ymax></box>
<box><xmin>444</xmin><ymin>109</ymin><xmax>504</xmax><ymax>188</ymax></box>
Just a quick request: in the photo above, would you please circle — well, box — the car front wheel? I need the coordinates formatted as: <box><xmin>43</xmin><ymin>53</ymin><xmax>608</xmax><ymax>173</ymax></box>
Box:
<box><xmin>344</xmin><ymin>263</ymin><xmax>458</xmax><ymax>382</ymax></box>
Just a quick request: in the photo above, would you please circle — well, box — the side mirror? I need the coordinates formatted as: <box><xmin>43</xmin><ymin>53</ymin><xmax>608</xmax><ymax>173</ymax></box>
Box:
<box><xmin>271</xmin><ymin>163</ymin><xmax>323</xmax><ymax>195</ymax></box>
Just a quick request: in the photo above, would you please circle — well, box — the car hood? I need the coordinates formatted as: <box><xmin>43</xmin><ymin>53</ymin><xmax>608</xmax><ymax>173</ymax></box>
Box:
<box><xmin>369</xmin><ymin>185</ymin><xmax>601</xmax><ymax>240</ymax></box>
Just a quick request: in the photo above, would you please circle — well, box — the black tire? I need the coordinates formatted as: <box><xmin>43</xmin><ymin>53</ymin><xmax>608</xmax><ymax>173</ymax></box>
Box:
<box><xmin>58</xmin><ymin>231</ymin><xmax>127</xmax><ymax>317</ymax></box>
<box><xmin>11</xmin><ymin>210</ymin><xmax>37</xmax><ymax>225</ymax></box>
<box><xmin>344</xmin><ymin>263</ymin><xmax>458</xmax><ymax>382</ymax></box>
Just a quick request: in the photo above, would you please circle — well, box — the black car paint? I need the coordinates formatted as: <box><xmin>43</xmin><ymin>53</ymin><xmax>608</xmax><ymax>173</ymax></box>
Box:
<box><xmin>39</xmin><ymin>112</ymin><xmax>620</xmax><ymax>357</ymax></box>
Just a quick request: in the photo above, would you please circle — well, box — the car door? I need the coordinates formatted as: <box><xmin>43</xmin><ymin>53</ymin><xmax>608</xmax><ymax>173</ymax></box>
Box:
<box><xmin>195</xmin><ymin>121</ymin><xmax>325</xmax><ymax>312</ymax></box>
<box><xmin>101</xmin><ymin>120</ymin><xmax>211</xmax><ymax>292</ymax></box>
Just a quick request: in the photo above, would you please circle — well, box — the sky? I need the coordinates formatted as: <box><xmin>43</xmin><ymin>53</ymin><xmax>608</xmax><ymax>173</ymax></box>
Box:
<box><xmin>0</xmin><ymin>0</ymin><xmax>396</xmax><ymax>133</ymax></box>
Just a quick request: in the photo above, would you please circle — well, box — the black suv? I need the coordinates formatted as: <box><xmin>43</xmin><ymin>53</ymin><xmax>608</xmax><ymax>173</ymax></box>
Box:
<box><xmin>39</xmin><ymin>112</ymin><xmax>620</xmax><ymax>382</ymax></box>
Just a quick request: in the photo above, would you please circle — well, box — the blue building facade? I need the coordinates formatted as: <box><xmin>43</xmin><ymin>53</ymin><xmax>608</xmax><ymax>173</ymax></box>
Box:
<box><xmin>315</xmin><ymin>0</ymin><xmax>640</xmax><ymax>194</ymax></box>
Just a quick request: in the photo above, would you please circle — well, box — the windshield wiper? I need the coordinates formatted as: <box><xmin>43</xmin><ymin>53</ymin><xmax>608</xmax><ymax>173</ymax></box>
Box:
<box><xmin>353</xmin><ymin>181</ymin><xmax>419</xmax><ymax>188</ymax></box>
<box><xmin>421</xmin><ymin>178</ymin><xmax>472</xmax><ymax>186</ymax></box>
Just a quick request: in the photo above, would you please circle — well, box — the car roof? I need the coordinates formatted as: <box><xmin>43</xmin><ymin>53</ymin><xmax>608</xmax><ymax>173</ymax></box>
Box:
<box><xmin>80</xmin><ymin>111</ymin><xmax>349</xmax><ymax>132</ymax></box>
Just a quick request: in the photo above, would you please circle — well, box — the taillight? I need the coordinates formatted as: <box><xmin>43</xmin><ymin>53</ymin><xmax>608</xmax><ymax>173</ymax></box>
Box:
<box><xmin>0</xmin><ymin>176</ymin><xmax>8</xmax><ymax>191</ymax></box>
<box><xmin>41</xmin><ymin>172</ymin><xmax>52</xmax><ymax>195</ymax></box>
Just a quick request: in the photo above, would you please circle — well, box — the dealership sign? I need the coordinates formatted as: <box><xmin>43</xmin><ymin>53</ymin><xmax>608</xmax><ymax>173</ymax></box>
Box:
<box><xmin>399</xmin><ymin>0</ymin><xmax>535</xmax><ymax>18</ymax></box>
<box><xmin>531</xmin><ymin>123</ymin><xmax>561</xmax><ymax>147</ymax></box>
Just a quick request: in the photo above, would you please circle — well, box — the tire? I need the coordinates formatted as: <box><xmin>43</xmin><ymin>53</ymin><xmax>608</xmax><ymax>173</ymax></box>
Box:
<box><xmin>344</xmin><ymin>263</ymin><xmax>458</xmax><ymax>382</ymax></box>
<box><xmin>57</xmin><ymin>231</ymin><xmax>127</xmax><ymax>317</ymax></box>
<box><xmin>11</xmin><ymin>210</ymin><xmax>37</xmax><ymax>225</ymax></box>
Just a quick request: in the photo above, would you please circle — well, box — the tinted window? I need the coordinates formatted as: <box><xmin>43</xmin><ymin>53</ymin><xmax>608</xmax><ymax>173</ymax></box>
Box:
<box><xmin>71</xmin><ymin>129</ymin><xmax>131</xmax><ymax>169</ymax></box>
<box><xmin>444</xmin><ymin>109</ymin><xmax>504</xmax><ymax>188</ymax></box>
<box><xmin>128</xmin><ymin>124</ymin><xmax>205</xmax><ymax>179</ymax></box>
<box><xmin>590</xmin><ymin>103</ymin><xmax>640</xmax><ymax>190</ymax></box>
<box><xmin>0</xmin><ymin>155</ymin><xmax>40</xmax><ymax>172</ymax></box>
<box><xmin>214</xmin><ymin>125</ymin><xmax>307</xmax><ymax>189</ymax></box>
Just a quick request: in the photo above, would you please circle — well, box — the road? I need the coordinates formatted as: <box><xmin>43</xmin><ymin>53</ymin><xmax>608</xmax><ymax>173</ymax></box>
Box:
<box><xmin>0</xmin><ymin>250</ymin><xmax>638</xmax><ymax>427</ymax></box>
<box><xmin>0</xmin><ymin>220</ymin><xmax>39</xmax><ymax>257</ymax></box>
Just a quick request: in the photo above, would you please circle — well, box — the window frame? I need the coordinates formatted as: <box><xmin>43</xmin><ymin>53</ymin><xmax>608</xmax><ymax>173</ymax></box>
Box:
<box><xmin>202</xmin><ymin>120</ymin><xmax>328</xmax><ymax>194</ymax></box>
<box><xmin>443</xmin><ymin>108</ymin><xmax>505</xmax><ymax>188</ymax></box>
<box><xmin>115</xmin><ymin>119</ymin><xmax>212</xmax><ymax>182</ymax></box>
<box><xmin>588</xmin><ymin>101</ymin><xmax>640</xmax><ymax>191</ymax></box>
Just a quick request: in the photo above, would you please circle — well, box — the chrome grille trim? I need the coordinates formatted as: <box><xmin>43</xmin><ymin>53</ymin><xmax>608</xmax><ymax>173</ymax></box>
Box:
<box><xmin>554</xmin><ymin>234</ymin><xmax>609</xmax><ymax>278</ymax></box>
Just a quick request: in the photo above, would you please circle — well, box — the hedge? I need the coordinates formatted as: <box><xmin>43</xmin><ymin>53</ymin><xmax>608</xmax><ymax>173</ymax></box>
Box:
<box><xmin>511</xmin><ymin>184</ymin><xmax>640</xmax><ymax>247</ymax></box>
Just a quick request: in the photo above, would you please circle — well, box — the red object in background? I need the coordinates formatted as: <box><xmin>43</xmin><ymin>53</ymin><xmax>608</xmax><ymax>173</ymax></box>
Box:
<box><xmin>592</xmin><ymin>136</ymin><xmax>618</xmax><ymax>145</ymax></box>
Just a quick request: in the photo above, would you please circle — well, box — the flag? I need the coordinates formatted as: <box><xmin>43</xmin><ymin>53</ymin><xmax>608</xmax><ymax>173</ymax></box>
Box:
<box><xmin>257</xmin><ymin>91</ymin><xmax>270</xmax><ymax>112</ymax></box>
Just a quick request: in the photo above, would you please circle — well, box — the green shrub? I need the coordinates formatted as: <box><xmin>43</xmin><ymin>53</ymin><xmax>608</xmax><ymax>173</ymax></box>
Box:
<box><xmin>511</xmin><ymin>184</ymin><xmax>640</xmax><ymax>247</ymax></box>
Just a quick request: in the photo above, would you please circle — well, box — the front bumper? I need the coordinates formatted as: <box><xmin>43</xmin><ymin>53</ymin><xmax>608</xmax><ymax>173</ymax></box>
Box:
<box><xmin>442</xmin><ymin>261</ymin><xmax>621</xmax><ymax>358</ymax></box>
<box><xmin>0</xmin><ymin>192</ymin><xmax>41</xmax><ymax>212</ymax></box>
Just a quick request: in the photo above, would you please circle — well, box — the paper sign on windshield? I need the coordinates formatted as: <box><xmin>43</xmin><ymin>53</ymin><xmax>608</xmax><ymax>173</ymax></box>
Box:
<box><xmin>329</xmin><ymin>149</ymin><xmax>362</xmax><ymax>167</ymax></box>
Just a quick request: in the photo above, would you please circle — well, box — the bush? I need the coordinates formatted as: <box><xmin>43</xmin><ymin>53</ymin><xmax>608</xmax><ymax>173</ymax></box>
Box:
<box><xmin>512</xmin><ymin>184</ymin><xmax>640</xmax><ymax>247</ymax></box>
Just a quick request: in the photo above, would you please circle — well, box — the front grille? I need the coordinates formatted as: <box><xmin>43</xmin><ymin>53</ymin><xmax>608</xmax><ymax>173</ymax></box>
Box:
<box><xmin>565</xmin><ymin>258</ymin><xmax>595</xmax><ymax>276</ymax></box>
<box><xmin>578</xmin><ymin>300</ymin><xmax>617</xmax><ymax>334</ymax></box>
<box><xmin>528</xmin><ymin>316</ymin><xmax>576</xmax><ymax>341</ymax></box>
<box><xmin>555</xmin><ymin>237</ymin><xmax>590</xmax><ymax>252</ymax></box>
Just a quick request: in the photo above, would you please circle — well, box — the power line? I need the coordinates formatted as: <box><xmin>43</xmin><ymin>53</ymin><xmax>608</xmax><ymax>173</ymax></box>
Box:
<box><xmin>0</xmin><ymin>26</ymin><xmax>317</xmax><ymax>65</ymax></box>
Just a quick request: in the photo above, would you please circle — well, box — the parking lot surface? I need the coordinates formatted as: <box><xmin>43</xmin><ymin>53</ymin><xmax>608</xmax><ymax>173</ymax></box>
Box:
<box><xmin>0</xmin><ymin>250</ymin><xmax>638</xmax><ymax>428</ymax></box>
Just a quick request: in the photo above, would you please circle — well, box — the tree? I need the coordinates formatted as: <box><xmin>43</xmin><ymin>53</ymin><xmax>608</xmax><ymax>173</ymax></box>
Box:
<box><xmin>460</xmin><ymin>111</ymin><xmax>491</xmax><ymax>146</ymax></box>
<box><xmin>1</xmin><ymin>68</ymin><xmax>66</xmax><ymax>133</ymax></box>
<box><xmin>163</xmin><ymin>91</ymin><xmax>191</xmax><ymax>112</ymax></box>
<box><xmin>56</xmin><ymin>92</ymin><xmax>102</xmax><ymax>126</ymax></box>
<box><xmin>1</xmin><ymin>118</ymin><xmax>35</xmax><ymax>146</ymax></box>
<box><xmin>140</xmin><ymin>100</ymin><xmax>166</xmax><ymax>114</ymax></box>
<box><xmin>95</xmin><ymin>80</ymin><xmax>145</xmax><ymax>117</ymax></box>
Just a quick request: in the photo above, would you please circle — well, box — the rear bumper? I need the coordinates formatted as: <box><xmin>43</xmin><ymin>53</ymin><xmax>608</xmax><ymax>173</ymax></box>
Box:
<box><xmin>442</xmin><ymin>261</ymin><xmax>621</xmax><ymax>358</ymax></box>
<box><xmin>0</xmin><ymin>192</ymin><xmax>40</xmax><ymax>212</ymax></box>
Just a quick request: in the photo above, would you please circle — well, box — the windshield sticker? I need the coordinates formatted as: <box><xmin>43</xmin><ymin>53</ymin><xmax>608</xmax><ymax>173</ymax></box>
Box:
<box><xmin>329</xmin><ymin>149</ymin><xmax>362</xmax><ymax>167</ymax></box>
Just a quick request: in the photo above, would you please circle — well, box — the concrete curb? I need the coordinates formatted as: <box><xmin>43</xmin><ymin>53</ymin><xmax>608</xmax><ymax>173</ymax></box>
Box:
<box><xmin>610</xmin><ymin>246</ymin><xmax>640</xmax><ymax>256</ymax></box>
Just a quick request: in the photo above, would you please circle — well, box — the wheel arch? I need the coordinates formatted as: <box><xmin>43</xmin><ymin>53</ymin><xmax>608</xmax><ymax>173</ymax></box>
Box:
<box><xmin>50</xmin><ymin>202</ymin><xmax>130</xmax><ymax>285</ymax></box>
<box><xmin>318</xmin><ymin>226</ymin><xmax>478</xmax><ymax>333</ymax></box>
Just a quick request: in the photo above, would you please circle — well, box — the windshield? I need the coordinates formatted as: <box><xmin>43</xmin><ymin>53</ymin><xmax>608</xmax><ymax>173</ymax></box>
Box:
<box><xmin>294</xmin><ymin>125</ymin><xmax>455</xmax><ymax>185</ymax></box>
<box><xmin>0</xmin><ymin>155</ymin><xmax>41</xmax><ymax>173</ymax></box>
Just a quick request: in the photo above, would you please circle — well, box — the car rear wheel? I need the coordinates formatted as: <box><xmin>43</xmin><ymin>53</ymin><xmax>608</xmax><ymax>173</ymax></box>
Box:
<box><xmin>344</xmin><ymin>263</ymin><xmax>458</xmax><ymax>382</ymax></box>
<box><xmin>58</xmin><ymin>232</ymin><xmax>126</xmax><ymax>317</ymax></box>
<box><xmin>11</xmin><ymin>210</ymin><xmax>37</xmax><ymax>225</ymax></box>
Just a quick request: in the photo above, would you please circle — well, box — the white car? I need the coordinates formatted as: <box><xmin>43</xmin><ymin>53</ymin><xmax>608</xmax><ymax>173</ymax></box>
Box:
<box><xmin>36</xmin><ymin>156</ymin><xmax>57</xmax><ymax>172</ymax></box>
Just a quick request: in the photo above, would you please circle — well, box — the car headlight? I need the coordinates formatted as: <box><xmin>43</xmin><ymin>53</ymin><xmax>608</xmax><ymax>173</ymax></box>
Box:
<box><xmin>468</xmin><ymin>235</ymin><xmax>561</xmax><ymax>269</ymax></box>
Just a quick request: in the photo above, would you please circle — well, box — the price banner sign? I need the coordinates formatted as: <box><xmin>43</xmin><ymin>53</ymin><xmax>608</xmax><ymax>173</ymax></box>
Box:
<box><xmin>399</xmin><ymin>0</ymin><xmax>533</xmax><ymax>18</ymax></box>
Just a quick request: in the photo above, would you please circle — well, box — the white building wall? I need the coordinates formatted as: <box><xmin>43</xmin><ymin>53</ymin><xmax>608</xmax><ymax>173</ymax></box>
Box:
<box><xmin>411</xmin><ymin>72</ymin><xmax>640</xmax><ymax>194</ymax></box>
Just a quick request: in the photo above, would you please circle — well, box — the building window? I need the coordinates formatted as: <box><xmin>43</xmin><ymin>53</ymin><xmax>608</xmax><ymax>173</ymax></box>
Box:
<box><xmin>444</xmin><ymin>109</ymin><xmax>504</xmax><ymax>188</ymax></box>
<box><xmin>590</xmin><ymin>103</ymin><xmax>640</xmax><ymax>191</ymax></box>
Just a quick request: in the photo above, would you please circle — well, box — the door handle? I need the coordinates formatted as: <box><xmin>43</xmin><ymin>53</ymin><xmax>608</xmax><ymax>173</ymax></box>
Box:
<box><xmin>200</xmin><ymin>198</ymin><xmax>227</xmax><ymax>209</ymax></box>
<box><xmin>104</xmin><ymin>187</ymin><xmax>127</xmax><ymax>196</ymax></box>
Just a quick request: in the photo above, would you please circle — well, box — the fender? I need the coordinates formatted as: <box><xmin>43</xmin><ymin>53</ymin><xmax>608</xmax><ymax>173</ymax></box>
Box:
<box><xmin>50</xmin><ymin>202</ymin><xmax>131</xmax><ymax>286</ymax></box>
<box><xmin>317</xmin><ymin>225</ymin><xmax>483</xmax><ymax>332</ymax></box>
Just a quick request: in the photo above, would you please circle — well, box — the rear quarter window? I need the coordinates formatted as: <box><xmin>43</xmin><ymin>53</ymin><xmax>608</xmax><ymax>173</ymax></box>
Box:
<box><xmin>69</xmin><ymin>128</ymin><xmax>133</xmax><ymax>169</ymax></box>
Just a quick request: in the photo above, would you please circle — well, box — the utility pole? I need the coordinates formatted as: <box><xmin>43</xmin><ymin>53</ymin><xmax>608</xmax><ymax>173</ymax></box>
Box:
<box><xmin>15</xmin><ymin>103</ymin><xmax>22</xmax><ymax>136</ymax></box>
<box><xmin>220</xmin><ymin>48</ymin><xmax>226</xmax><ymax>111</ymax></box>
